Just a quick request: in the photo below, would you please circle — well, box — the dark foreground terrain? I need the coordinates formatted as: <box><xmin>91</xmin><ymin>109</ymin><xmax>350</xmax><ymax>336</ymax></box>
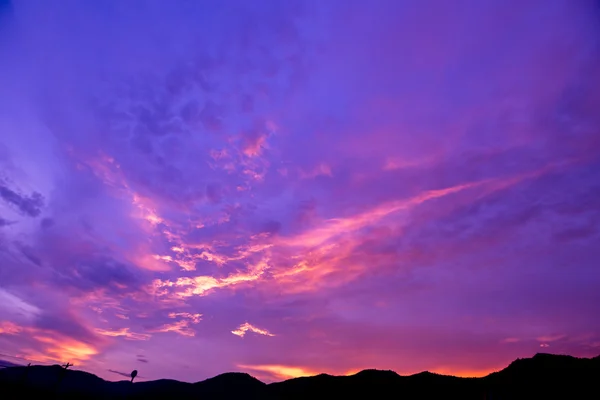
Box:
<box><xmin>0</xmin><ymin>353</ymin><xmax>598</xmax><ymax>399</ymax></box>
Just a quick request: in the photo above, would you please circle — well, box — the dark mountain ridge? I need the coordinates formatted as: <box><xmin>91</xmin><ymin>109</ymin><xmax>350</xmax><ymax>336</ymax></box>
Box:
<box><xmin>0</xmin><ymin>353</ymin><xmax>598</xmax><ymax>399</ymax></box>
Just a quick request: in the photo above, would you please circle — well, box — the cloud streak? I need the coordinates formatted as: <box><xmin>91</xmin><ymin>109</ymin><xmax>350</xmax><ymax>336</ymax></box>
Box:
<box><xmin>232</xmin><ymin>323</ymin><xmax>275</xmax><ymax>338</ymax></box>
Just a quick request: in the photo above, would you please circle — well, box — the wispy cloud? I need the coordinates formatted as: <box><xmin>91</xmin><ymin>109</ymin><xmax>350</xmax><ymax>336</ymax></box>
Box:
<box><xmin>231</xmin><ymin>322</ymin><xmax>275</xmax><ymax>338</ymax></box>
<box><xmin>148</xmin><ymin>312</ymin><xmax>203</xmax><ymax>337</ymax></box>
<box><xmin>95</xmin><ymin>328</ymin><xmax>150</xmax><ymax>341</ymax></box>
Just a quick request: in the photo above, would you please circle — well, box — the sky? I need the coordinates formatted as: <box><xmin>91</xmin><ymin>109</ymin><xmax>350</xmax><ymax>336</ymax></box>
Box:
<box><xmin>0</xmin><ymin>0</ymin><xmax>599</xmax><ymax>384</ymax></box>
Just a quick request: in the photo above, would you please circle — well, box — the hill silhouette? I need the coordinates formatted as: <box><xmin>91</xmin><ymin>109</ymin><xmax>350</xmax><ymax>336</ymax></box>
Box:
<box><xmin>0</xmin><ymin>353</ymin><xmax>598</xmax><ymax>399</ymax></box>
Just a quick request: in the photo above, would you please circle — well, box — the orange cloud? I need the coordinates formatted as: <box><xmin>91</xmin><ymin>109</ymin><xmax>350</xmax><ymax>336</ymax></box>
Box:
<box><xmin>149</xmin><ymin>320</ymin><xmax>194</xmax><ymax>337</ymax></box>
<box><xmin>148</xmin><ymin>181</ymin><xmax>495</xmax><ymax>299</ymax></box>
<box><xmin>153</xmin><ymin>258</ymin><xmax>270</xmax><ymax>298</ymax></box>
<box><xmin>237</xmin><ymin>364</ymin><xmax>319</xmax><ymax>381</ymax></box>
<box><xmin>0</xmin><ymin>321</ymin><xmax>100</xmax><ymax>365</ymax></box>
<box><xmin>151</xmin><ymin>171</ymin><xmax>554</xmax><ymax>300</ymax></box>
<box><xmin>278</xmin><ymin>182</ymin><xmax>479</xmax><ymax>249</ymax></box>
<box><xmin>270</xmin><ymin>242</ymin><xmax>370</xmax><ymax>294</ymax></box>
<box><xmin>150</xmin><ymin>254</ymin><xmax>198</xmax><ymax>271</ymax></box>
<box><xmin>31</xmin><ymin>336</ymin><xmax>98</xmax><ymax>363</ymax></box>
<box><xmin>149</xmin><ymin>312</ymin><xmax>203</xmax><ymax>337</ymax></box>
<box><xmin>168</xmin><ymin>312</ymin><xmax>203</xmax><ymax>324</ymax></box>
<box><xmin>264</xmin><ymin>168</ymin><xmax>564</xmax><ymax>295</ymax></box>
<box><xmin>197</xmin><ymin>250</ymin><xmax>229</xmax><ymax>266</ymax></box>
<box><xmin>231</xmin><ymin>322</ymin><xmax>275</xmax><ymax>338</ymax></box>
<box><xmin>155</xmin><ymin>242</ymin><xmax>235</xmax><ymax>271</ymax></box>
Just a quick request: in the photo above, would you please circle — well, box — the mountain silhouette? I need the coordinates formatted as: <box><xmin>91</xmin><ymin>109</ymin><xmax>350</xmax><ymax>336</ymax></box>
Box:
<box><xmin>0</xmin><ymin>353</ymin><xmax>598</xmax><ymax>399</ymax></box>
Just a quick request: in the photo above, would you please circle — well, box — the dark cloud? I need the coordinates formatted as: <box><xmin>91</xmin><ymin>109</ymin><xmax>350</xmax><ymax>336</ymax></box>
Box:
<box><xmin>17</xmin><ymin>243</ymin><xmax>42</xmax><ymax>266</ymax></box>
<box><xmin>260</xmin><ymin>220</ymin><xmax>281</xmax><ymax>236</ymax></box>
<box><xmin>0</xmin><ymin>184</ymin><xmax>44</xmax><ymax>217</ymax></box>
<box><xmin>40</xmin><ymin>218</ymin><xmax>54</xmax><ymax>229</ymax></box>
<box><xmin>52</xmin><ymin>254</ymin><xmax>143</xmax><ymax>295</ymax></box>
<box><xmin>33</xmin><ymin>312</ymin><xmax>97</xmax><ymax>344</ymax></box>
<box><xmin>206</xmin><ymin>183</ymin><xmax>222</xmax><ymax>204</ymax></box>
<box><xmin>0</xmin><ymin>217</ymin><xmax>14</xmax><ymax>227</ymax></box>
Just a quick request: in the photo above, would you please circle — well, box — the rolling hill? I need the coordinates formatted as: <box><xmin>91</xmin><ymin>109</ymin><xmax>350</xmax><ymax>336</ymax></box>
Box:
<box><xmin>0</xmin><ymin>353</ymin><xmax>598</xmax><ymax>399</ymax></box>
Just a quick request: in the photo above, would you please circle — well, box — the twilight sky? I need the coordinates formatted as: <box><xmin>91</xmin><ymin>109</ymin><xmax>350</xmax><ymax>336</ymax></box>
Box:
<box><xmin>1</xmin><ymin>0</ymin><xmax>600</xmax><ymax>383</ymax></box>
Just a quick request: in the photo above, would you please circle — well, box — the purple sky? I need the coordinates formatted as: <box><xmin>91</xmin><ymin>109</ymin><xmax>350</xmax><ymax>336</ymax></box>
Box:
<box><xmin>1</xmin><ymin>0</ymin><xmax>600</xmax><ymax>383</ymax></box>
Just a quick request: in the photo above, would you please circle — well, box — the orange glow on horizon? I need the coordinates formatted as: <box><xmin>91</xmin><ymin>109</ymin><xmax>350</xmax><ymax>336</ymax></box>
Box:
<box><xmin>237</xmin><ymin>364</ymin><xmax>320</xmax><ymax>381</ymax></box>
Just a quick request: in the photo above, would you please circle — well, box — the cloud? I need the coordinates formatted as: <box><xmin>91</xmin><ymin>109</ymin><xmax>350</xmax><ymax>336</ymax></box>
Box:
<box><xmin>33</xmin><ymin>311</ymin><xmax>99</xmax><ymax>344</ymax></box>
<box><xmin>152</xmin><ymin>258</ymin><xmax>270</xmax><ymax>298</ymax></box>
<box><xmin>0</xmin><ymin>217</ymin><xmax>14</xmax><ymax>227</ymax></box>
<box><xmin>50</xmin><ymin>254</ymin><xmax>143</xmax><ymax>295</ymax></box>
<box><xmin>148</xmin><ymin>312</ymin><xmax>203</xmax><ymax>337</ymax></box>
<box><xmin>168</xmin><ymin>312</ymin><xmax>202</xmax><ymax>324</ymax></box>
<box><xmin>0</xmin><ymin>320</ymin><xmax>21</xmax><ymax>335</ymax></box>
<box><xmin>537</xmin><ymin>334</ymin><xmax>567</xmax><ymax>343</ymax></box>
<box><xmin>148</xmin><ymin>320</ymin><xmax>194</xmax><ymax>337</ymax></box>
<box><xmin>0</xmin><ymin>289</ymin><xmax>41</xmax><ymax>321</ymax></box>
<box><xmin>0</xmin><ymin>321</ymin><xmax>99</xmax><ymax>364</ymax></box>
<box><xmin>231</xmin><ymin>322</ymin><xmax>275</xmax><ymax>338</ymax></box>
<box><xmin>32</xmin><ymin>335</ymin><xmax>98</xmax><ymax>363</ymax></box>
<box><xmin>0</xmin><ymin>183</ymin><xmax>45</xmax><ymax>217</ymax></box>
<box><xmin>95</xmin><ymin>328</ymin><xmax>150</xmax><ymax>341</ymax></box>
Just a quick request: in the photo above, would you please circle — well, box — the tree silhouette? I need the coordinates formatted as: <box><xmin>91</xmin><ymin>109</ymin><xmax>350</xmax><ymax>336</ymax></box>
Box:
<box><xmin>130</xmin><ymin>369</ymin><xmax>138</xmax><ymax>383</ymax></box>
